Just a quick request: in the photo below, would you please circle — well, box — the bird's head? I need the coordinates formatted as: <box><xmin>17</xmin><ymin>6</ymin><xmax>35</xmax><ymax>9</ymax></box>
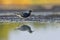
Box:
<box><xmin>29</xmin><ymin>10</ymin><xmax>32</xmax><ymax>13</ymax></box>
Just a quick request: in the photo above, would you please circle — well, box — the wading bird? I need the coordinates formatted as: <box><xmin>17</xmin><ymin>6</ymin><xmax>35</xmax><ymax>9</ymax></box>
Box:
<box><xmin>16</xmin><ymin>10</ymin><xmax>32</xmax><ymax>18</ymax></box>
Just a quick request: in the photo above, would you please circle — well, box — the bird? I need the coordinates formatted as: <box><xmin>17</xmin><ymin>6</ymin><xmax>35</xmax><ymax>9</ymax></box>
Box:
<box><xmin>16</xmin><ymin>10</ymin><xmax>32</xmax><ymax>18</ymax></box>
<box><xmin>16</xmin><ymin>25</ymin><xmax>33</xmax><ymax>33</ymax></box>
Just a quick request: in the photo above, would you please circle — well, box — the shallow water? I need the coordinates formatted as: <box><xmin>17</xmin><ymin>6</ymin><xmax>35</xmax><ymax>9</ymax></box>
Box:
<box><xmin>0</xmin><ymin>22</ymin><xmax>60</xmax><ymax>40</ymax></box>
<box><xmin>8</xmin><ymin>22</ymin><xmax>60</xmax><ymax>40</ymax></box>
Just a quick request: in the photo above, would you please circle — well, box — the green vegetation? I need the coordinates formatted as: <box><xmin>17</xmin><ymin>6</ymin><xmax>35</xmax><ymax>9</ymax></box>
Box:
<box><xmin>0</xmin><ymin>22</ymin><xmax>20</xmax><ymax>40</ymax></box>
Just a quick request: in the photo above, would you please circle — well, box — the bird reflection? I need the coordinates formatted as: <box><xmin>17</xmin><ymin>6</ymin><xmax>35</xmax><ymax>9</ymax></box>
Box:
<box><xmin>16</xmin><ymin>25</ymin><xmax>33</xmax><ymax>33</ymax></box>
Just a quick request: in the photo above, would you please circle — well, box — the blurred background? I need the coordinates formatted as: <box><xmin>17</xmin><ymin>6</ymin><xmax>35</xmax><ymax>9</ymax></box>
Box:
<box><xmin>0</xmin><ymin>0</ymin><xmax>60</xmax><ymax>11</ymax></box>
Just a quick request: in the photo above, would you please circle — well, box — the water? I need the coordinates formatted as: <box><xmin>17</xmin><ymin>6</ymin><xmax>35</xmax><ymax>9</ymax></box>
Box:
<box><xmin>9</xmin><ymin>22</ymin><xmax>60</xmax><ymax>40</ymax></box>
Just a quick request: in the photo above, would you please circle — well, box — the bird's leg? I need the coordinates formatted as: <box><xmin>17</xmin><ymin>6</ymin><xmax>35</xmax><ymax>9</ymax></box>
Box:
<box><xmin>21</xmin><ymin>18</ymin><xmax>26</xmax><ymax>25</ymax></box>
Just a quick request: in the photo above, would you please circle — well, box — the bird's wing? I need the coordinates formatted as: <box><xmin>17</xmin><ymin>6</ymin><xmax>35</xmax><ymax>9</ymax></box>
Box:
<box><xmin>15</xmin><ymin>12</ymin><xmax>23</xmax><ymax>18</ymax></box>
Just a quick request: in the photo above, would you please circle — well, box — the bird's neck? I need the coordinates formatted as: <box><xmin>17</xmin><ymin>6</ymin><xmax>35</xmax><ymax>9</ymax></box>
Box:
<box><xmin>29</xmin><ymin>12</ymin><xmax>31</xmax><ymax>15</ymax></box>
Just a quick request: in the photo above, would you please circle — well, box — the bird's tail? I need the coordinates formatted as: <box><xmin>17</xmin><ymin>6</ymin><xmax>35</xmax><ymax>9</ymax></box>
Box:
<box><xmin>15</xmin><ymin>12</ymin><xmax>23</xmax><ymax>18</ymax></box>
